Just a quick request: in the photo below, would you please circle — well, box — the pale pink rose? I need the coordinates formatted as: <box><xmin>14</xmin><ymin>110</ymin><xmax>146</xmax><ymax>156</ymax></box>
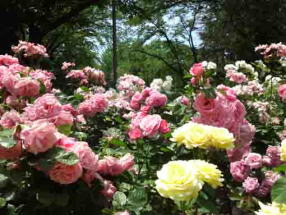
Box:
<box><xmin>278</xmin><ymin>84</ymin><xmax>286</xmax><ymax>100</ymax></box>
<box><xmin>23</xmin><ymin>94</ymin><xmax>62</xmax><ymax>121</ymax></box>
<box><xmin>49</xmin><ymin>162</ymin><xmax>82</xmax><ymax>184</ymax></box>
<box><xmin>0</xmin><ymin>54</ymin><xmax>19</xmax><ymax>66</ymax></box>
<box><xmin>76</xmin><ymin>115</ymin><xmax>86</xmax><ymax>124</ymax></box>
<box><xmin>1</xmin><ymin>73</ymin><xmax>20</xmax><ymax>95</ymax></box>
<box><xmin>14</xmin><ymin>79</ymin><xmax>40</xmax><ymax>97</ymax></box>
<box><xmin>61</xmin><ymin>62</ymin><xmax>75</xmax><ymax>70</ymax></box>
<box><xmin>145</xmin><ymin>91</ymin><xmax>167</xmax><ymax>107</ymax></box>
<box><xmin>12</xmin><ymin>41</ymin><xmax>48</xmax><ymax>57</ymax></box>
<box><xmin>97</xmin><ymin>153</ymin><xmax>135</xmax><ymax>176</ymax></box>
<box><xmin>243</xmin><ymin>177</ymin><xmax>259</xmax><ymax>194</ymax></box>
<box><xmin>180</xmin><ymin>96</ymin><xmax>190</xmax><ymax>106</ymax></box>
<box><xmin>0</xmin><ymin>110</ymin><xmax>21</xmax><ymax>129</ymax></box>
<box><xmin>115</xmin><ymin>211</ymin><xmax>130</xmax><ymax>215</ymax></box>
<box><xmin>159</xmin><ymin>119</ymin><xmax>170</xmax><ymax>134</ymax></box>
<box><xmin>100</xmin><ymin>180</ymin><xmax>117</xmax><ymax>198</ymax></box>
<box><xmin>66</xmin><ymin>70</ymin><xmax>87</xmax><ymax>80</ymax></box>
<box><xmin>244</xmin><ymin>153</ymin><xmax>262</xmax><ymax>169</ymax></box>
<box><xmin>226</xmin><ymin>71</ymin><xmax>248</xmax><ymax>83</ymax></box>
<box><xmin>62</xmin><ymin>104</ymin><xmax>77</xmax><ymax>116</ymax></box>
<box><xmin>78</xmin><ymin>94</ymin><xmax>107</xmax><ymax>117</ymax></box>
<box><xmin>21</xmin><ymin>120</ymin><xmax>58</xmax><ymax>154</ymax></box>
<box><xmin>72</xmin><ymin>141</ymin><xmax>98</xmax><ymax>171</ymax></box>
<box><xmin>190</xmin><ymin>63</ymin><xmax>204</xmax><ymax>76</ymax></box>
<box><xmin>84</xmin><ymin>67</ymin><xmax>106</xmax><ymax>85</ymax></box>
<box><xmin>5</xmin><ymin>96</ymin><xmax>25</xmax><ymax>109</ymax></box>
<box><xmin>0</xmin><ymin>142</ymin><xmax>22</xmax><ymax>160</ymax></box>
<box><xmin>139</xmin><ymin>114</ymin><xmax>162</xmax><ymax>137</ymax></box>
<box><xmin>50</xmin><ymin>111</ymin><xmax>74</xmax><ymax>126</ymax></box>
<box><xmin>128</xmin><ymin>127</ymin><xmax>143</xmax><ymax>140</ymax></box>
<box><xmin>230</xmin><ymin>161</ymin><xmax>251</xmax><ymax>182</ymax></box>
<box><xmin>217</xmin><ymin>85</ymin><xmax>237</xmax><ymax>101</ymax></box>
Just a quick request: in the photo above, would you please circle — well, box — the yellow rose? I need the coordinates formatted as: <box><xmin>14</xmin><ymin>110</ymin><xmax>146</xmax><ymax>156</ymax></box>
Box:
<box><xmin>256</xmin><ymin>202</ymin><xmax>286</xmax><ymax>215</ymax></box>
<box><xmin>209</xmin><ymin>127</ymin><xmax>235</xmax><ymax>149</ymax></box>
<box><xmin>155</xmin><ymin>160</ymin><xmax>203</xmax><ymax>201</ymax></box>
<box><xmin>280</xmin><ymin>139</ymin><xmax>286</xmax><ymax>162</ymax></box>
<box><xmin>189</xmin><ymin>160</ymin><xmax>224</xmax><ymax>188</ymax></box>
<box><xmin>171</xmin><ymin>122</ymin><xmax>235</xmax><ymax>150</ymax></box>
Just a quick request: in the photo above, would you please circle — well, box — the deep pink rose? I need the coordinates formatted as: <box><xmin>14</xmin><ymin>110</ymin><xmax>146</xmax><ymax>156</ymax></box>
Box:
<box><xmin>242</xmin><ymin>177</ymin><xmax>259</xmax><ymax>193</ymax></box>
<box><xmin>130</xmin><ymin>92</ymin><xmax>143</xmax><ymax>110</ymax></box>
<box><xmin>190</xmin><ymin>63</ymin><xmax>204</xmax><ymax>76</ymax></box>
<box><xmin>128</xmin><ymin>127</ymin><xmax>143</xmax><ymax>140</ymax></box>
<box><xmin>145</xmin><ymin>92</ymin><xmax>167</xmax><ymax>107</ymax></box>
<box><xmin>159</xmin><ymin>119</ymin><xmax>170</xmax><ymax>134</ymax></box>
<box><xmin>21</xmin><ymin>120</ymin><xmax>58</xmax><ymax>154</ymax></box>
<box><xmin>230</xmin><ymin>161</ymin><xmax>251</xmax><ymax>182</ymax></box>
<box><xmin>49</xmin><ymin>162</ymin><xmax>83</xmax><ymax>184</ymax></box>
<box><xmin>244</xmin><ymin>153</ymin><xmax>262</xmax><ymax>169</ymax></box>
<box><xmin>180</xmin><ymin>96</ymin><xmax>190</xmax><ymax>106</ymax></box>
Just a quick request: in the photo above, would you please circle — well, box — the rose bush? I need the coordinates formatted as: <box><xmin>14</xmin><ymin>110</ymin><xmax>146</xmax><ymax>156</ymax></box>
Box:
<box><xmin>0</xmin><ymin>41</ymin><xmax>285</xmax><ymax>215</ymax></box>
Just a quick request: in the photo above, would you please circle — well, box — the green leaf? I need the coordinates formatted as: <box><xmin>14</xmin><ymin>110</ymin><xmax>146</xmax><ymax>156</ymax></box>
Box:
<box><xmin>0</xmin><ymin>197</ymin><xmax>6</xmax><ymax>208</ymax></box>
<box><xmin>127</xmin><ymin>187</ymin><xmax>148</xmax><ymax>207</ymax></box>
<box><xmin>271</xmin><ymin>177</ymin><xmax>286</xmax><ymax>203</ymax></box>
<box><xmin>55</xmin><ymin>149</ymin><xmax>79</xmax><ymax>166</ymax></box>
<box><xmin>39</xmin><ymin>81</ymin><xmax>46</xmax><ymax>94</ymax></box>
<box><xmin>113</xmin><ymin>191</ymin><xmax>127</xmax><ymax>207</ymax></box>
<box><xmin>0</xmin><ymin>129</ymin><xmax>16</xmax><ymax>149</ymax></box>
<box><xmin>111</xmin><ymin>139</ymin><xmax>126</xmax><ymax>147</ymax></box>
<box><xmin>273</xmin><ymin>164</ymin><xmax>286</xmax><ymax>173</ymax></box>
<box><xmin>57</xmin><ymin>124</ymin><xmax>72</xmax><ymax>135</ymax></box>
<box><xmin>197</xmin><ymin>191</ymin><xmax>219</xmax><ymax>214</ymax></box>
<box><xmin>54</xmin><ymin>193</ymin><xmax>69</xmax><ymax>207</ymax></box>
<box><xmin>0</xmin><ymin>173</ymin><xmax>8</xmax><ymax>188</ymax></box>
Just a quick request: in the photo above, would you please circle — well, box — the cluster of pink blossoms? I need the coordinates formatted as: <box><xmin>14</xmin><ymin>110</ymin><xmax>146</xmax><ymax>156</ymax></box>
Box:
<box><xmin>12</xmin><ymin>41</ymin><xmax>48</xmax><ymax>58</ymax></box>
<box><xmin>0</xmin><ymin>41</ymin><xmax>135</xmax><ymax>200</ymax></box>
<box><xmin>66</xmin><ymin>66</ymin><xmax>106</xmax><ymax>86</ymax></box>
<box><xmin>130</xmin><ymin>87</ymin><xmax>167</xmax><ymax>110</ymax></box>
<box><xmin>255</xmin><ymin>43</ymin><xmax>286</xmax><ymax>59</ymax></box>
<box><xmin>225</xmin><ymin>66</ymin><xmax>248</xmax><ymax>84</ymax></box>
<box><xmin>230</xmin><ymin>146</ymin><xmax>282</xmax><ymax>197</ymax></box>
<box><xmin>0</xmin><ymin>56</ymin><xmax>53</xmax><ymax>99</ymax></box>
<box><xmin>193</xmin><ymin>85</ymin><xmax>256</xmax><ymax>161</ymax></box>
<box><xmin>189</xmin><ymin>61</ymin><xmax>216</xmax><ymax>86</ymax></box>
<box><xmin>278</xmin><ymin>84</ymin><xmax>286</xmax><ymax>100</ymax></box>
<box><xmin>116</xmin><ymin>74</ymin><xmax>145</xmax><ymax>97</ymax></box>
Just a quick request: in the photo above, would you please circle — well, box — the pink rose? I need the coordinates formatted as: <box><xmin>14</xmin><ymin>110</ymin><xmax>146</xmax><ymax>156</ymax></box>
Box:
<box><xmin>263</xmin><ymin>146</ymin><xmax>281</xmax><ymax>167</ymax></box>
<box><xmin>193</xmin><ymin>93</ymin><xmax>217</xmax><ymax>117</ymax></box>
<box><xmin>244</xmin><ymin>153</ymin><xmax>262</xmax><ymax>169</ymax></box>
<box><xmin>0</xmin><ymin>54</ymin><xmax>19</xmax><ymax>66</ymax></box>
<box><xmin>0</xmin><ymin>142</ymin><xmax>22</xmax><ymax>160</ymax></box>
<box><xmin>242</xmin><ymin>177</ymin><xmax>259</xmax><ymax>193</ymax></box>
<box><xmin>256</xmin><ymin>171</ymin><xmax>280</xmax><ymax>197</ymax></box>
<box><xmin>78</xmin><ymin>94</ymin><xmax>107</xmax><ymax>117</ymax></box>
<box><xmin>128</xmin><ymin>127</ymin><xmax>143</xmax><ymax>140</ymax></box>
<box><xmin>0</xmin><ymin>110</ymin><xmax>21</xmax><ymax>129</ymax></box>
<box><xmin>145</xmin><ymin>92</ymin><xmax>167</xmax><ymax>107</ymax></box>
<box><xmin>49</xmin><ymin>162</ymin><xmax>82</xmax><ymax>184</ymax></box>
<box><xmin>227</xmin><ymin>144</ymin><xmax>251</xmax><ymax>162</ymax></box>
<box><xmin>100</xmin><ymin>180</ymin><xmax>117</xmax><ymax>198</ymax></box>
<box><xmin>226</xmin><ymin>71</ymin><xmax>248</xmax><ymax>83</ymax></box>
<box><xmin>21</xmin><ymin>120</ymin><xmax>58</xmax><ymax>154</ymax></box>
<box><xmin>180</xmin><ymin>96</ymin><xmax>190</xmax><ymax>106</ymax></box>
<box><xmin>278</xmin><ymin>84</ymin><xmax>286</xmax><ymax>100</ymax></box>
<box><xmin>237</xmin><ymin>120</ymin><xmax>256</xmax><ymax>146</ymax></box>
<box><xmin>14</xmin><ymin>79</ymin><xmax>40</xmax><ymax>97</ymax></box>
<box><xmin>5</xmin><ymin>96</ymin><xmax>26</xmax><ymax>109</ymax></box>
<box><xmin>139</xmin><ymin>114</ymin><xmax>162</xmax><ymax>137</ymax></box>
<box><xmin>159</xmin><ymin>119</ymin><xmax>170</xmax><ymax>134</ymax></box>
<box><xmin>97</xmin><ymin>153</ymin><xmax>134</xmax><ymax>176</ymax></box>
<box><xmin>230</xmin><ymin>161</ymin><xmax>251</xmax><ymax>182</ymax></box>
<box><xmin>130</xmin><ymin>92</ymin><xmax>143</xmax><ymax>110</ymax></box>
<box><xmin>72</xmin><ymin>141</ymin><xmax>98</xmax><ymax>171</ymax></box>
<box><xmin>190</xmin><ymin>63</ymin><xmax>204</xmax><ymax>77</ymax></box>
<box><xmin>50</xmin><ymin>111</ymin><xmax>74</xmax><ymax>126</ymax></box>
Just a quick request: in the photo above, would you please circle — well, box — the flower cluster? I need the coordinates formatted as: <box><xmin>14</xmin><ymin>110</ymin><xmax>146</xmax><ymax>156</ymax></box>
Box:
<box><xmin>150</xmin><ymin>76</ymin><xmax>173</xmax><ymax>91</ymax></box>
<box><xmin>255</xmin><ymin>42</ymin><xmax>286</xmax><ymax>59</ymax></box>
<box><xmin>12</xmin><ymin>41</ymin><xmax>48</xmax><ymax>58</ymax></box>
<box><xmin>116</xmin><ymin>74</ymin><xmax>145</xmax><ymax>97</ymax></box>
<box><xmin>66</xmin><ymin>66</ymin><xmax>106</xmax><ymax>85</ymax></box>
<box><xmin>171</xmin><ymin>122</ymin><xmax>235</xmax><ymax>149</ymax></box>
<box><xmin>155</xmin><ymin>160</ymin><xmax>223</xmax><ymax>201</ymax></box>
<box><xmin>189</xmin><ymin>61</ymin><xmax>216</xmax><ymax>85</ymax></box>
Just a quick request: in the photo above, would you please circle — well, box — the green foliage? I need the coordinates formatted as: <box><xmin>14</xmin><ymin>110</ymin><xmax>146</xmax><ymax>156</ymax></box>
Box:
<box><xmin>0</xmin><ymin>130</ymin><xmax>16</xmax><ymax>149</ymax></box>
<box><xmin>271</xmin><ymin>177</ymin><xmax>286</xmax><ymax>204</ymax></box>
